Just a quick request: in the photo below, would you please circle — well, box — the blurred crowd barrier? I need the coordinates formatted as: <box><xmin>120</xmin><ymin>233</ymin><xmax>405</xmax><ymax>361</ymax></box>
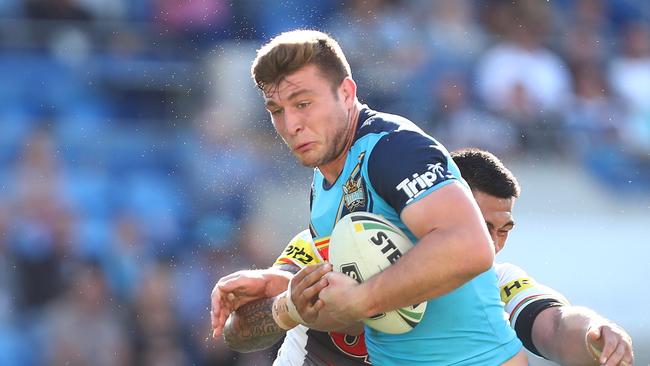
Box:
<box><xmin>0</xmin><ymin>1</ymin><xmax>649</xmax><ymax>365</ymax></box>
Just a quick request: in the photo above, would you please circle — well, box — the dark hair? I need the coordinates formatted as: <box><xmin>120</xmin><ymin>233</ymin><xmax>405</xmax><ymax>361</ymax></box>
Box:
<box><xmin>251</xmin><ymin>29</ymin><xmax>351</xmax><ymax>93</ymax></box>
<box><xmin>451</xmin><ymin>148</ymin><xmax>521</xmax><ymax>199</ymax></box>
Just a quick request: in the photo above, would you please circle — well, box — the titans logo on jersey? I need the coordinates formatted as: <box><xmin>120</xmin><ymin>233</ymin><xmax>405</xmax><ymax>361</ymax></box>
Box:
<box><xmin>309</xmin><ymin>152</ymin><xmax>369</xmax><ymax>242</ymax></box>
<box><xmin>341</xmin><ymin>152</ymin><xmax>367</xmax><ymax>213</ymax></box>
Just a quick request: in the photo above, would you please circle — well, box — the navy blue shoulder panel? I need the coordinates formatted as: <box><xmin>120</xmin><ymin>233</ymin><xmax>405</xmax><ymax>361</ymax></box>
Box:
<box><xmin>354</xmin><ymin>107</ymin><xmax>421</xmax><ymax>143</ymax></box>
<box><xmin>367</xmin><ymin>129</ymin><xmax>457</xmax><ymax>215</ymax></box>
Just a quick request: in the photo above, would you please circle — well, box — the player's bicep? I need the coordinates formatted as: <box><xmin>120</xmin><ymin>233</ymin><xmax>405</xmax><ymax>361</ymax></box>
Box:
<box><xmin>514</xmin><ymin>299</ymin><xmax>565</xmax><ymax>358</ymax></box>
<box><xmin>401</xmin><ymin>181</ymin><xmax>484</xmax><ymax>239</ymax></box>
<box><xmin>529</xmin><ymin>306</ymin><xmax>563</xmax><ymax>358</ymax></box>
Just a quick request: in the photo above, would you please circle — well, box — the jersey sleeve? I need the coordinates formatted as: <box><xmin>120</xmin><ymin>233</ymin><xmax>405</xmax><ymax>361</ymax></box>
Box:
<box><xmin>273</xmin><ymin>229</ymin><xmax>324</xmax><ymax>268</ymax></box>
<box><xmin>495</xmin><ymin>262</ymin><xmax>569</xmax><ymax>358</ymax></box>
<box><xmin>367</xmin><ymin>131</ymin><xmax>458</xmax><ymax>215</ymax></box>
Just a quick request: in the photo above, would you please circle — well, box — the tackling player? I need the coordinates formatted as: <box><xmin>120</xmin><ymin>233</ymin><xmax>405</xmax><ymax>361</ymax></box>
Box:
<box><xmin>214</xmin><ymin>29</ymin><xmax>525</xmax><ymax>365</ymax></box>
<box><xmin>452</xmin><ymin>148</ymin><xmax>633</xmax><ymax>365</ymax></box>
<box><xmin>211</xmin><ymin>148</ymin><xmax>634</xmax><ymax>366</ymax></box>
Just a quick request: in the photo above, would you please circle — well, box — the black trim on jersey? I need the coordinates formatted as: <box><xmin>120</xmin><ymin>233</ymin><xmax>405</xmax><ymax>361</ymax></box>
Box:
<box><xmin>354</xmin><ymin>107</ymin><xmax>430</xmax><ymax>146</ymax></box>
<box><xmin>353</xmin><ymin>107</ymin><xmax>404</xmax><ymax>142</ymax></box>
<box><xmin>309</xmin><ymin>184</ymin><xmax>318</xmax><ymax>238</ymax></box>
<box><xmin>309</xmin><ymin>183</ymin><xmax>315</xmax><ymax>211</ymax></box>
<box><xmin>309</xmin><ymin>222</ymin><xmax>317</xmax><ymax>239</ymax></box>
<box><xmin>514</xmin><ymin>298</ymin><xmax>565</xmax><ymax>359</ymax></box>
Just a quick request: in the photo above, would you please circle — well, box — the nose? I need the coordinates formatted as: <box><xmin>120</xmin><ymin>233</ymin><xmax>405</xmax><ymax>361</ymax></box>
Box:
<box><xmin>488</xmin><ymin>230</ymin><xmax>502</xmax><ymax>253</ymax></box>
<box><xmin>283</xmin><ymin>110</ymin><xmax>303</xmax><ymax>136</ymax></box>
<box><xmin>494</xmin><ymin>240</ymin><xmax>504</xmax><ymax>254</ymax></box>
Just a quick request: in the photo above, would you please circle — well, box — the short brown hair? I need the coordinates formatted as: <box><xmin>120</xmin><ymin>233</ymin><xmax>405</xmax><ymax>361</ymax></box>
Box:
<box><xmin>251</xmin><ymin>30</ymin><xmax>352</xmax><ymax>93</ymax></box>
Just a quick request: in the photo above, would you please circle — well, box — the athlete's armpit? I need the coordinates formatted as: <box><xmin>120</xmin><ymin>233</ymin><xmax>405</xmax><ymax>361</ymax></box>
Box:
<box><xmin>223</xmin><ymin>297</ymin><xmax>285</xmax><ymax>353</ymax></box>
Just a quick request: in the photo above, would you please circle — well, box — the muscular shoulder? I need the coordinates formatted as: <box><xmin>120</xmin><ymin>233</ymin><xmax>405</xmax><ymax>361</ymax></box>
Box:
<box><xmin>363</xmin><ymin>122</ymin><xmax>459</xmax><ymax>214</ymax></box>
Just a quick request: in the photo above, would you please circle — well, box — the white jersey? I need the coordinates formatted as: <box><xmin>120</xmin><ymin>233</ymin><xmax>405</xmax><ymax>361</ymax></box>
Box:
<box><xmin>494</xmin><ymin>262</ymin><xmax>569</xmax><ymax>330</ymax></box>
<box><xmin>273</xmin><ymin>232</ymin><xmax>568</xmax><ymax>365</ymax></box>
<box><xmin>273</xmin><ymin>325</ymin><xmax>310</xmax><ymax>366</ymax></box>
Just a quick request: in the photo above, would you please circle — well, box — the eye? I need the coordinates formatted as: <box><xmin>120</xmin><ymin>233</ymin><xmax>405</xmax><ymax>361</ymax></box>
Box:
<box><xmin>296</xmin><ymin>101</ymin><xmax>311</xmax><ymax>109</ymax></box>
<box><xmin>270</xmin><ymin>108</ymin><xmax>284</xmax><ymax>116</ymax></box>
<box><xmin>497</xmin><ymin>229</ymin><xmax>511</xmax><ymax>237</ymax></box>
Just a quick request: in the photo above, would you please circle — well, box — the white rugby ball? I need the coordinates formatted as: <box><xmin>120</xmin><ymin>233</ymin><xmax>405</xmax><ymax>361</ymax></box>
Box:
<box><xmin>328</xmin><ymin>212</ymin><xmax>427</xmax><ymax>334</ymax></box>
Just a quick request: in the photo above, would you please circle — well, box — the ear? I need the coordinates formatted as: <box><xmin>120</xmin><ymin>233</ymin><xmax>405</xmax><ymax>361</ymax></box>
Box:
<box><xmin>339</xmin><ymin>77</ymin><xmax>357</xmax><ymax>108</ymax></box>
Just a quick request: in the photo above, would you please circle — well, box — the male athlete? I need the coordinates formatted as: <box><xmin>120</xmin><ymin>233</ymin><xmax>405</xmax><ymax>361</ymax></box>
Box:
<box><xmin>212</xmin><ymin>29</ymin><xmax>526</xmax><ymax>365</ymax></box>
<box><xmin>211</xmin><ymin>149</ymin><xmax>634</xmax><ymax>365</ymax></box>
<box><xmin>451</xmin><ymin>148</ymin><xmax>634</xmax><ymax>365</ymax></box>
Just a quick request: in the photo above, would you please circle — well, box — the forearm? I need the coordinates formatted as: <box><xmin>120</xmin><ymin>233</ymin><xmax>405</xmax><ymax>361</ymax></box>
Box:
<box><xmin>353</xmin><ymin>182</ymin><xmax>495</xmax><ymax>318</ymax></box>
<box><xmin>222</xmin><ymin>296</ymin><xmax>286</xmax><ymax>353</ymax></box>
<box><xmin>358</xmin><ymin>227</ymin><xmax>493</xmax><ymax>317</ymax></box>
<box><xmin>534</xmin><ymin>306</ymin><xmax>602</xmax><ymax>365</ymax></box>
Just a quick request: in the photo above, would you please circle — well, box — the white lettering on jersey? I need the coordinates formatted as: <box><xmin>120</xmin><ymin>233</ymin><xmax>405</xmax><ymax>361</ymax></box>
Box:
<box><xmin>395</xmin><ymin>162</ymin><xmax>452</xmax><ymax>202</ymax></box>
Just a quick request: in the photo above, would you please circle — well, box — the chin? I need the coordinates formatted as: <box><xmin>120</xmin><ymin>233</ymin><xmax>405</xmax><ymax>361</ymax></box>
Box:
<box><xmin>295</xmin><ymin>153</ymin><xmax>320</xmax><ymax>168</ymax></box>
<box><xmin>295</xmin><ymin>147</ymin><xmax>338</xmax><ymax>168</ymax></box>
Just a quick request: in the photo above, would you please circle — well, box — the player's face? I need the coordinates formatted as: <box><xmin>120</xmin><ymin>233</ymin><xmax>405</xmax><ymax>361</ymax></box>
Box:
<box><xmin>263</xmin><ymin>64</ymin><xmax>352</xmax><ymax>168</ymax></box>
<box><xmin>472</xmin><ymin>190</ymin><xmax>515</xmax><ymax>254</ymax></box>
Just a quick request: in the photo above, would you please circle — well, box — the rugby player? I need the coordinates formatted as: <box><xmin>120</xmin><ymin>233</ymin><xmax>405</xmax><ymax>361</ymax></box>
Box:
<box><xmin>213</xmin><ymin>29</ymin><xmax>526</xmax><ymax>365</ymax></box>
<box><xmin>452</xmin><ymin>148</ymin><xmax>633</xmax><ymax>365</ymax></box>
<box><xmin>211</xmin><ymin>150</ymin><xmax>634</xmax><ymax>366</ymax></box>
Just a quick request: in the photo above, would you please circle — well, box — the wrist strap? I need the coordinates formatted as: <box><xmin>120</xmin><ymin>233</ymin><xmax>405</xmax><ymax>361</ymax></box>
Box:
<box><xmin>286</xmin><ymin>283</ymin><xmax>308</xmax><ymax>324</ymax></box>
<box><xmin>272</xmin><ymin>292</ymin><xmax>299</xmax><ymax>330</ymax></box>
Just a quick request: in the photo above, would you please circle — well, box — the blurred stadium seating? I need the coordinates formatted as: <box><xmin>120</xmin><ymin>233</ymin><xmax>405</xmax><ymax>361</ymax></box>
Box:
<box><xmin>0</xmin><ymin>1</ymin><xmax>648</xmax><ymax>365</ymax></box>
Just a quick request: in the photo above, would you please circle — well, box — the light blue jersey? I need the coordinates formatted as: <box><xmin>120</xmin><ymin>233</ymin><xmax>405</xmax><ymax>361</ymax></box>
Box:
<box><xmin>308</xmin><ymin>107</ymin><xmax>522</xmax><ymax>365</ymax></box>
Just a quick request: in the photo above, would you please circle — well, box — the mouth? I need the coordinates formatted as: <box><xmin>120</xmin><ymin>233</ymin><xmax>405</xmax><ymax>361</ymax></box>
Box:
<box><xmin>294</xmin><ymin>142</ymin><xmax>314</xmax><ymax>153</ymax></box>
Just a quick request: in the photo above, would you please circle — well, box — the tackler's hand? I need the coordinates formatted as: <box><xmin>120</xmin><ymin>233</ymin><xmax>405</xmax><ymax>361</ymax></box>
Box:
<box><xmin>318</xmin><ymin>271</ymin><xmax>365</xmax><ymax>326</ymax></box>
<box><xmin>211</xmin><ymin>268</ymin><xmax>293</xmax><ymax>338</ymax></box>
<box><xmin>587</xmin><ymin>323</ymin><xmax>634</xmax><ymax>366</ymax></box>
<box><xmin>288</xmin><ymin>263</ymin><xmax>332</xmax><ymax>324</ymax></box>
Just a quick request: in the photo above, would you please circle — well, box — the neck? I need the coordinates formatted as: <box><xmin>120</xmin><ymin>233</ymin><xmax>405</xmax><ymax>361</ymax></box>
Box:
<box><xmin>319</xmin><ymin>101</ymin><xmax>362</xmax><ymax>184</ymax></box>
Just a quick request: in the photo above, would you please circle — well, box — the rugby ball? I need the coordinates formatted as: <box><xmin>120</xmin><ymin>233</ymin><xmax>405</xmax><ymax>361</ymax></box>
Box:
<box><xmin>328</xmin><ymin>212</ymin><xmax>427</xmax><ymax>334</ymax></box>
